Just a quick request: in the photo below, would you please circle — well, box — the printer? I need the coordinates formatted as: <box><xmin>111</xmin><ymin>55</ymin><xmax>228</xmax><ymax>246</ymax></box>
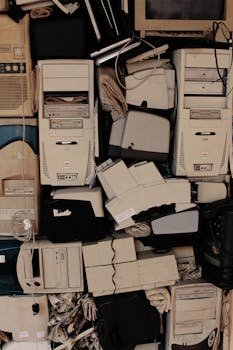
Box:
<box><xmin>125</xmin><ymin>59</ymin><xmax>175</xmax><ymax>110</ymax></box>
<box><xmin>136</xmin><ymin>207</ymin><xmax>199</xmax><ymax>248</ymax></box>
<box><xmin>97</xmin><ymin>159</ymin><xmax>194</xmax><ymax>229</ymax></box>
<box><xmin>109</xmin><ymin>110</ymin><xmax>170</xmax><ymax>161</ymax></box>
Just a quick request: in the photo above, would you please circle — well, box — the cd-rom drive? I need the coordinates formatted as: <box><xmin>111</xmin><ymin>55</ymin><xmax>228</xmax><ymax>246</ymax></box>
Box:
<box><xmin>38</xmin><ymin>60</ymin><xmax>96</xmax><ymax>186</ymax></box>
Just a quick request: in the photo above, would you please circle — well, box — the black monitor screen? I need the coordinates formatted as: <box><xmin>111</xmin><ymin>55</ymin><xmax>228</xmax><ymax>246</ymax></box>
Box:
<box><xmin>146</xmin><ymin>0</ymin><xmax>225</xmax><ymax>20</ymax></box>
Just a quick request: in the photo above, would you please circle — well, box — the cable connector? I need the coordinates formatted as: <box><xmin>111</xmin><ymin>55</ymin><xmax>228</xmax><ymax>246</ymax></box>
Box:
<box><xmin>228</xmin><ymin>38</ymin><xmax>232</xmax><ymax>50</ymax></box>
<box><xmin>23</xmin><ymin>218</ymin><xmax>32</xmax><ymax>231</ymax></box>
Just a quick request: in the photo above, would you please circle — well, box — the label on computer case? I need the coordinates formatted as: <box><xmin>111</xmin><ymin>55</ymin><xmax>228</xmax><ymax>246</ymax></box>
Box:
<box><xmin>37</xmin><ymin>331</ymin><xmax>46</xmax><ymax>339</ymax></box>
<box><xmin>18</xmin><ymin>331</ymin><xmax>29</xmax><ymax>339</ymax></box>
<box><xmin>0</xmin><ymin>255</ymin><xmax>6</xmax><ymax>263</ymax></box>
<box><xmin>194</xmin><ymin>163</ymin><xmax>213</xmax><ymax>172</ymax></box>
<box><xmin>57</xmin><ymin>173</ymin><xmax>79</xmax><ymax>182</ymax></box>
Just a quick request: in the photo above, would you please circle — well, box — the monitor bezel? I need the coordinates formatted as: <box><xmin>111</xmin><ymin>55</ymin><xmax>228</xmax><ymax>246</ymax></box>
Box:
<box><xmin>135</xmin><ymin>0</ymin><xmax>233</xmax><ymax>33</ymax></box>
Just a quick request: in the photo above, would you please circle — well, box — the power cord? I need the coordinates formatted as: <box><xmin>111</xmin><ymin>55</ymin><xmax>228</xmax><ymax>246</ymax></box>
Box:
<box><xmin>212</xmin><ymin>22</ymin><xmax>232</xmax><ymax>90</ymax></box>
<box><xmin>114</xmin><ymin>34</ymin><xmax>161</xmax><ymax>91</ymax></box>
<box><xmin>11</xmin><ymin>17</ymin><xmax>34</xmax><ymax>242</ymax></box>
<box><xmin>30</xmin><ymin>6</ymin><xmax>53</xmax><ymax>19</ymax></box>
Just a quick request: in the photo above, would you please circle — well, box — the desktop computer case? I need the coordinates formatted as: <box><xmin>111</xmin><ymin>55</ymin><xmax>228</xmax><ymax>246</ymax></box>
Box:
<box><xmin>0</xmin><ymin>118</ymin><xmax>39</xmax><ymax>235</ymax></box>
<box><xmin>0</xmin><ymin>294</ymin><xmax>49</xmax><ymax>341</ymax></box>
<box><xmin>165</xmin><ymin>281</ymin><xmax>222</xmax><ymax>350</ymax></box>
<box><xmin>38</xmin><ymin>60</ymin><xmax>96</xmax><ymax>186</ymax></box>
<box><xmin>0</xmin><ymin>14</ymin><xmax>33</xmax><ymax>116</ymax></box>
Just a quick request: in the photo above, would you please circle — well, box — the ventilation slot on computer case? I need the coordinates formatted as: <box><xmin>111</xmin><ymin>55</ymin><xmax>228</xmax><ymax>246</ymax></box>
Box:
<box><xmin>220</xmin><ymin>134</ymin><xmax>228</xmax><ymax>169</ymax></box>
<box><xmin>0</xmin><ymin>76</ymin><xmax>27</xmax><ymax>110</ymax></box>
<box><xmin>179</xmin><ymin>132</ymin><xmax>185</xmax><ymax>170</ymax></box>
<box><xmin>42</xmin><ymin>141</ymin><xmax>50</xmax><ymax>179</ymax></box>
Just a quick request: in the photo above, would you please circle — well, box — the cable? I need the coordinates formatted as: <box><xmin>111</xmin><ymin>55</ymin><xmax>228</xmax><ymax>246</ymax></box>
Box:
<box><xmin>114</xmin><ymin>35</ymin><xmax>162</xmax><ymax>91</ymax></box>
<box><xmin>11</xmin><ymin>18</ymin><xmax>34</xmax><ymax>242</ymax></box>
<box><xmin>212</xmin><ymin>22</ymin><xmax>231</xmax><ymax>89</ymax></box>
<box><xmin>30</xmin><ymin>6</ymin><xmax>53</xmax><ymax>19</ymax></box>
<box><xmin>32</xmin><ymin>67</ymin><xmax>39</xmax><ymax>114</ymax></box>
<box><xmin>98</xmin><ymin>66</ymin><xmax>128</xmax><ymax>118</ymax></box>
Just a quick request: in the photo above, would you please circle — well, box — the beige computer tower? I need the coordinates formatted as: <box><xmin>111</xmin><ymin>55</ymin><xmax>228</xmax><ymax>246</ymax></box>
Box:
<box><xmin>172</xmin><ymin>48</ymin><xmax>233</xmax><ymax>177</ymax></box>
<box><xmin>165</xmin><ymin>281</ymin><xmax>222</xmax><ymax>350</ymax></box>
<box><xmin>174</xmin><ymin>116</ymin><xmax>231</xmax><ymax>177</ymax></box>
<box><xmin>17</xmin><ymin>240</ymin><xmax>83</xmax><ymax>293</ymax></box>
<box><xmin>0</xmin><ymin>14</ymin><xmax>33</xmax><ymax>116</ymax></box>
<box><xmin>0</xmin><ymin>118</ymin><xmax>39</xmax><ymax>235</ymax></box>
<box><xmin>38</xmin><ymin>60</ymin><xmax>97</xmax><ymax>186</ymax></box>
<box><xmin>0</xmin><ymin>295</ymin><xmax>49</xmax><ymax>342</ymax></box>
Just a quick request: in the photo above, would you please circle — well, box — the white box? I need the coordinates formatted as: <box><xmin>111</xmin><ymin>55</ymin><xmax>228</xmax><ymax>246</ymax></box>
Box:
<box><xmin>85</xmin><ymin>250</ymin><xmax>179</xmax><ymax>296</ymax></box>
<box><xmin>138</xmin><ymin>251</ymin><xmax>179</xmax><ymax>289</ymax></box>
<box><xmin>125</xmin><ymin>68</ymin><xmax>175</xmax><ymax>109</ymax></box>
<box><xmin>86</xmin><ymin>261</ymin><xmax>141</xmax><ymax>296</ymax></box>
<box><xmin>83</xmin><ymin>234</ymin><xmax>136</xmax><ymax>267</ymax></box>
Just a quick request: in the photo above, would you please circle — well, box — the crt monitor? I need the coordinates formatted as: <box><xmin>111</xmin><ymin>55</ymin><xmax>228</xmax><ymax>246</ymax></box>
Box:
<box><xmin>135</xmin><ymin>0</ymin><xmax>233</xmax><ymax>35</ymax></box>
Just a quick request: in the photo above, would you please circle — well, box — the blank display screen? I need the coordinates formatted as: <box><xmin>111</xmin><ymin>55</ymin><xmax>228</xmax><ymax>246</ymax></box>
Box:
<box><xmin>146</xmin><ymin>0</ymin><xmax>224</xmax><ymax>20</ymax></box>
